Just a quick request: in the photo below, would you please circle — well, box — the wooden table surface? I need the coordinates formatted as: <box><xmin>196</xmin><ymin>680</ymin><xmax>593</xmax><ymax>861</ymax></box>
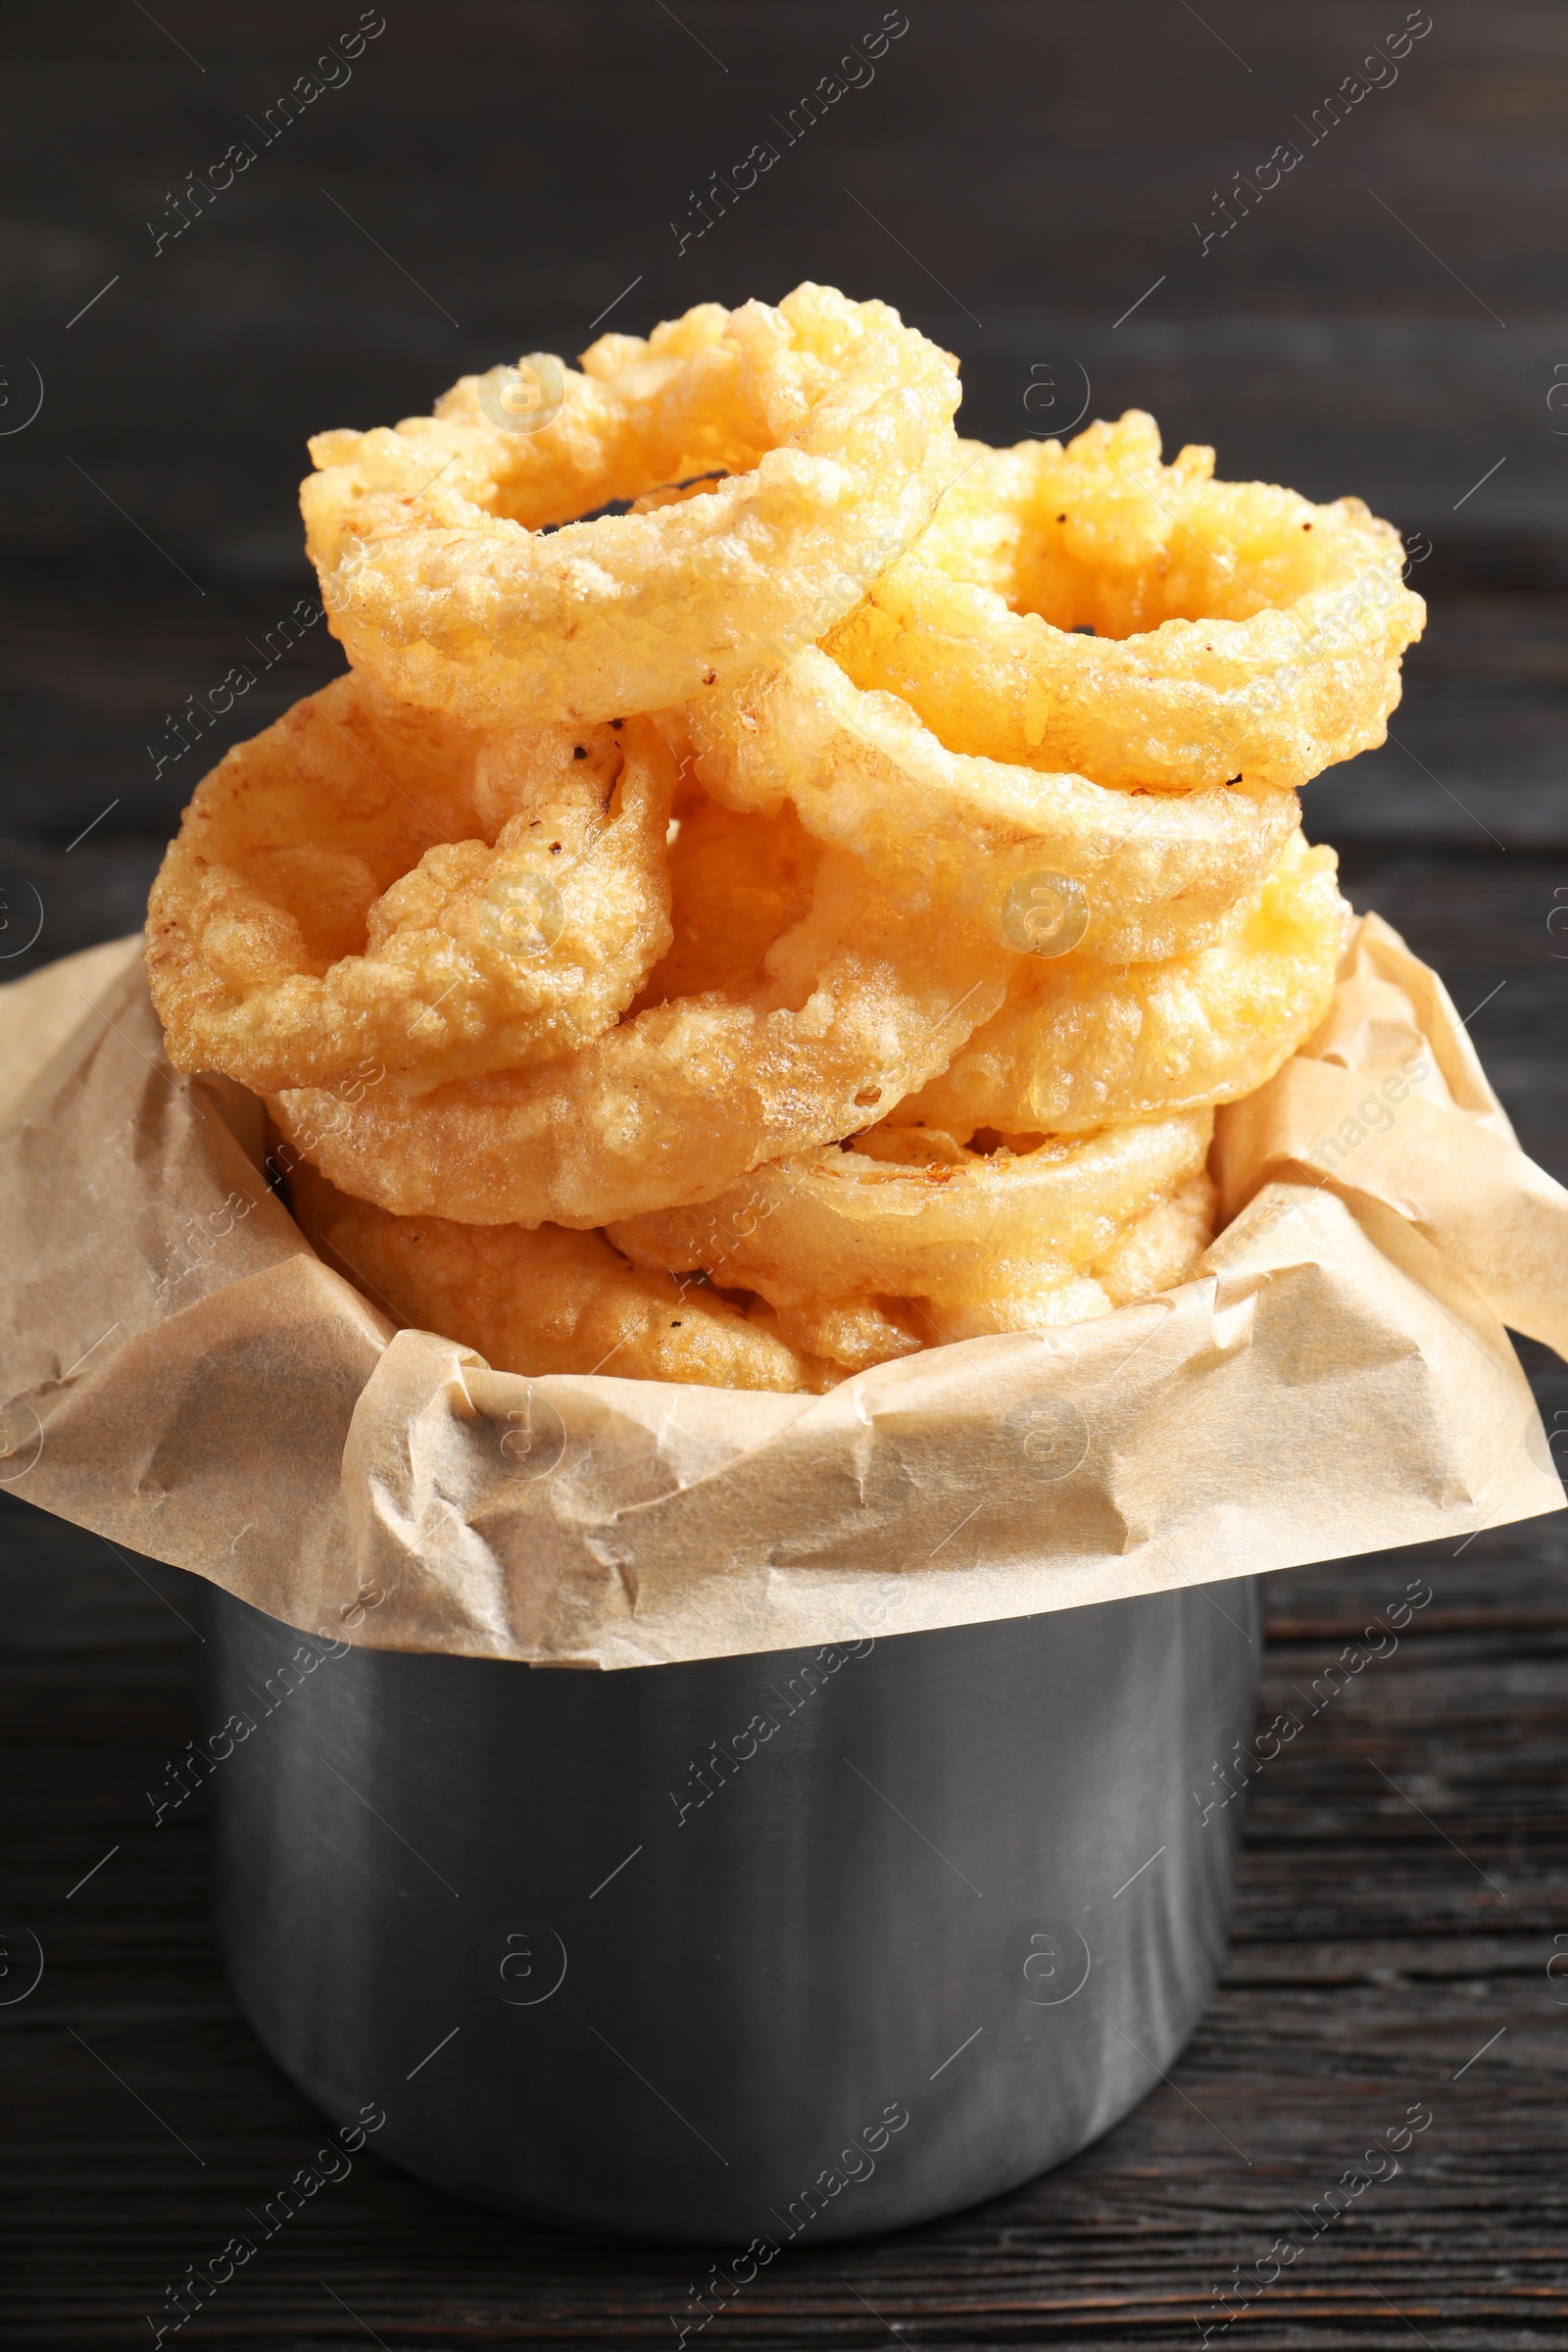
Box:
<box><xmin>4</xmin><ymin>5</ymin><xmax>1568</xmax><ymax>2342</ymax></box>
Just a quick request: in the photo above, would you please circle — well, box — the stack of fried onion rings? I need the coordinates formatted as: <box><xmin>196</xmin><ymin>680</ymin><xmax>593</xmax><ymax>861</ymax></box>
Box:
<box><xmin>145</xmin><ymin>298</ymin><xmax>1418</xmax><ymax>1393</ymax></box>
<box><xmin>267</xmin><ymin>839</ymin><xmax>1015</xmax><ymax>1227</ymax></box>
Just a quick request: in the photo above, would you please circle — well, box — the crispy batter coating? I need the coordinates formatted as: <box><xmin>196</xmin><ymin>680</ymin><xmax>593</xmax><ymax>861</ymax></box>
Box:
<box><xmin>293</xmin><ymin>1138</ymin><xmax>1212</xmax><ymax>1390</ymax></box>
<box><xmin>826</xmin><ymin>411</ymin><xmax>1425</xmax><ymax>793</ymax></box>
<box><xmin>290</xmin><ymin>1161</ymin><xmax>840</xmax><ymax>1392</ymax></box>
<box><xmin>1092</xmin><ymin>1170</ymin><xmax>1216</xmax><ymax>1309</ymax></box>
<box><xmin>145</xmin><ymin>674</ymin><xmax>675</xmax><ymax>1095</ymax></box>
<box><xmin>885</xmin><ymin>832</ymin><xmax>1347</xmax><ymax>1137</ymax></box>
<box><xmin>632</xmin><ymin>772</ymin><xmax>820</xmax><ymax>1007</ymax></box>
<box><xmin>690</xmin><ymin>645</ymin><xmax>1300</xmax><ymax>962</ymax></box>
<box><xmin>303</xmin><ymin>285</ymin><xmax>962</xmax><ymax>726</ymax></box>
<box><xmin>270</xmin><ymin>846</ymin><xmax>1014</xmax><ymax>1227</ymax></box>
<box><xmin>609</xmin><ymin>1111</ymin><xmax>1214</xmax><ymax>1345</ymax></box>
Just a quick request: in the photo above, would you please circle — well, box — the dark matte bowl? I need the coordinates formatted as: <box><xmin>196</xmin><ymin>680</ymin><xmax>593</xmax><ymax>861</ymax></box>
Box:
<box><xmin>199</xmin><ymin>1574</ymin><xmax>1258</xmax><ymax>2242</ymax></box>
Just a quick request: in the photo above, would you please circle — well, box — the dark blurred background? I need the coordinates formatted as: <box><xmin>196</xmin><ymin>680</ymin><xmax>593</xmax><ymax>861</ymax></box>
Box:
<box><xmin>6</xmin><ymin>10</ymin><xmax>1568</xmax><ymax>2345</ymax></box>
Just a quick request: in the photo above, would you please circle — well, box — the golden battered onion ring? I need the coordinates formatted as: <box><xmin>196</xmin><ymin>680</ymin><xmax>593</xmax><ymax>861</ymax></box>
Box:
<box><xmin>631</xmin><ymin>770</ymin><xmax>821</xmax><ymax>1008</ymax></box>
<box><xmin>1092</xmin><ymin>1170</ymin><xmax>1216</xmax><ymax>1311</ymax></box>
<box><xmin>825</xmin><ymin>411</ymin><xmax>1426</xmax><ymax>794</ymax></box>
<box><xmin>609</xmin><ymin>1110</ymin><xmax>1214</xmax><ymax>1340</ymax></box>
<box><xmin>293</xmin><ymin>1144</ymin><xmax>1211</xmax><ymax>1391</ymax></box>
<box><xmin>689</xmin><ymin>645</ymin><xmax>1299</xmax><ymax>962</ymax></box>
<box><xmin>303</xmin><ymin>285</ymin><xmax>961</xmax><ymax>728</ymax></box>
<box><xmin>759</xmin><ymin>1291</ymin><xmax>928</xmax><ymax>1375</ymax></box>
<box><xmin>270</xmin><ymin>848</ymin><xmax>1014</xmax><ymax>1228</ymax></box>
<box><xmin>886</xmin><ymin>832</ymin><xmax>1346</xmax><ymax>1138</ymax></box>
<box><xmin>145</xmin><ymin>675</ymin><xmax>676</xmax><ymax>1096</ymax></box>
<box><xmin>927</xmin><ymin>1167</ymin><xmax>1218</xmax><ymax>1341</ymax></box>
<box><xmin>289</xmin><ymin>1162</ymin><xmax>839</xmax><ymax>1393</ymax></box>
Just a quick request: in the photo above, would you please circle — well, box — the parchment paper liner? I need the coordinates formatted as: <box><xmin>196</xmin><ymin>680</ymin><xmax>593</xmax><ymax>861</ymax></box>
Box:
<box><xmin>1</xmin><ymin>913</ymin><xmax>1561</xmax><ymax>1668</ymax></box>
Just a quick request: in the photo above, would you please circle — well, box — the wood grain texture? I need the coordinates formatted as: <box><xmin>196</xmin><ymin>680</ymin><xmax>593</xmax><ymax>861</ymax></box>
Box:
<box><xmin>2</xmin><ymin>1498</ymin><xmax>1566</xmax><ymax>2348</ymax></box>
<box><xmin>5</xmin><ymin>0</ymin><xmax>1566</xmax><ymax>557</ymax></box>
<box><xmin>3</xmin><ymin>3</ymin><xmax>1567</xmax><ymax>2339</ymax></box>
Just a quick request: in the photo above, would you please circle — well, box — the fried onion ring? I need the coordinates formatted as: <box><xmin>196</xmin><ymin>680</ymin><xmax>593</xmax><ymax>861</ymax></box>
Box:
<box><xmin>289</xmin><ymin>1161</ymin><xmax>839</xmax><ymax>1393</ymax></box>
<box><xmin>303</xmin><ymin>285</ymin><xmax>961</xmax><ymax>727</ymax></box>
<box><xmin>145</xmin><ymin>674</ymin><xmax>676</xmax><ymax>1096</ymax></box>
<box><xmin>630</xmin><ymin>768</ymin><xmax>821</xmax><ymax>1008</ymax></box>
<box><xmin>824</xmin><ymin>411</ymin><xmax>1426</xmax><ymax>794</ymax></box>
<box><xmin>689</xmin><ymin>645</ymin><xmax>1299</xmax><ymax>961</ymax></box>
<box><xmin>292</xmin><ymin>1142</ymin><xmax>1212</xmax><ymax>1391</ymax></box>
<box><xmin>1091</xmin><ymin>1170</ymin><xmax>1216</xmax><ymax>1311</ymax></box>
<box><xmin>885</xmin><ymin>832</ymin><xmax>1346</xmax><ymax>1138</ymax></box>
<box><xmin>609</xmin><ymin>1110</ymin><xmax>1214</xmax><ymax>1343</ymax></box>
<box><xmin>270</xmin><ymin>847</ymin><xmax>1014</xmax><ymax>1227</ymax></box>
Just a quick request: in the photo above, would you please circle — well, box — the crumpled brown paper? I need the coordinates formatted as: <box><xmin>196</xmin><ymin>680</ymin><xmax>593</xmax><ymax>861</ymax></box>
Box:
<box><xmin>1</xmin><ymin>914</ymin><xmax>1562</xmax><ymax>1668</ymax></box>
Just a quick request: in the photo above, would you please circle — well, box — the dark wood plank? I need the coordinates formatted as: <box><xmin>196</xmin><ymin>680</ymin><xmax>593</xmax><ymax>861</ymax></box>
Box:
<box><xmin>5</xmin><ymin>4</ymin><xmax>1568</xmax><ymax>2340</ymax></box>
<box><xmin>5</xmin><ymin>0</ymin><xmax>1568</xmax><ymax>579</ymax></box>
